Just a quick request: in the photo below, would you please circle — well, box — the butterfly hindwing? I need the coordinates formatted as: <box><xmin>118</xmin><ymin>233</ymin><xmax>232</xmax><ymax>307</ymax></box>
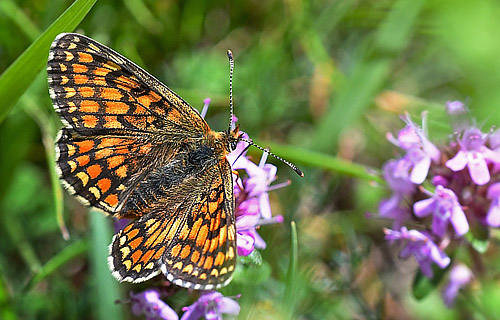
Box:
<box><xmin>109</xmin><ymin>159</ymin><xmax>236</xmax><ymax>289</ymax></box>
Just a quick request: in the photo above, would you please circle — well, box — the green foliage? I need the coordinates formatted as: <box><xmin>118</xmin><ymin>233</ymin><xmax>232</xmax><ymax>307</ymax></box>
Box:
<box><xmin>412</xmin><ymin>266</ymin><xmax>449</xmax><ymax>301</ymax></box>
<box><xmin>0</xmin><ymin>0</ymin><xmax>97</xmax><ymax>123</ymax></box>
<box><xmin>3</xmin><ymin>0</ymin><xmax>500</xmax><ymax>319</ymax></box>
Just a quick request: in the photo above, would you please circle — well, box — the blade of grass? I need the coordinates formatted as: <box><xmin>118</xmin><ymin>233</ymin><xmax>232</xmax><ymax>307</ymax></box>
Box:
<box><xmin>0</xmin><ymin>0</ymin><xmax>97</xmax><ymax>124</ymax></box>
<box><xmin>0</xmin><ymin>275</ymin><xmax>17</xmax><ymax>320</ymax></box>
<box><xmin>0</xmin><ymin>0</ymin><xmax>40</xmax><ymax>41</ymax></box>
<box><xmin>123</xmin><ymin>0</ymin><xmax>162</xmax><ymax>34</ymax></box>
<box><xmin>258</xmin><ymin>141</ymin><xmax>384</xmax><ymax>184</ymax></box>
<box><xmin>312</xmin><ymin>0</ymin><xmax>427</xmax><ymax>152</ymax></box>
<box><xmin>283</xmin><ymin>221</ymin><xmax>298</xmax><ymax>317</ymax></box>
<box><xmin>24</xmin><ymin>238</ymin><xmax>88</xmax><ymax>291</ymax></box>
<box><xmin>1</xmin><ymin>206</ymin><xmax>42</xmax><ymax>274</ymax></box>
<box><xmin>89</xmin><ymin>211</ymin><xmax>124</xmax><ymax>320</ymax></box>
<box><xmin>21</xmin><ymin>92</ymin><xmax>68</xmax><ymax>240</ymax></box>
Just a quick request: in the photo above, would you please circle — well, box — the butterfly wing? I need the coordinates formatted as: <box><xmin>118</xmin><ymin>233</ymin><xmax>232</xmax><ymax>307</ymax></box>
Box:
<box><xmin>48</xmin><ymin>33</ymin><xmax>210</xmax><ymax>214</ymax></box>
<box><xmin>109</xmin><ymin>158</ymin><xmax>236</xmax><ymax>289</ymax></box>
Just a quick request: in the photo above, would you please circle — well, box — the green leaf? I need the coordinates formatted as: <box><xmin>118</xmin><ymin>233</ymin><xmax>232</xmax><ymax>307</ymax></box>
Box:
<box><xmin>465</xmin><ymin>229</ymin><xmax>490</xmax><ymax>254</ymax></box>
<box><xmin>237</xmin><ymin>249</ymin><xmax>263</xmax><ymax>266</ymax></box>
<box><xmin>0</xmin><ymin>0</ymin><xmax>97</xmax><ymax>124</ymax></box>
<box><xmin>24</xmin><ymin>239</ymin><xmax>88</xmax><ymax>291</ymax></box>
<box><xmin>0</xmin><ymin>276</ymin><xmax>17</xmax><ymax>320</ymax></box>
<box><xmin>232</xmin><ymin>261</ymin><xmax>271</xmax><ymax>286</ymax></box>
<box><xmin>283</xmin><ymin>221</ymin><xmax>299</xmax><ymax>313</ymax></box>
<box><xmin>89</xmin><ymin>212</ymin><xmax>124</xmax><ymax>320</ymax></box>
<box><xmin>412</xmin><ymin>264</ymin><xmax>449</xmax><ymax>300</ymax></box>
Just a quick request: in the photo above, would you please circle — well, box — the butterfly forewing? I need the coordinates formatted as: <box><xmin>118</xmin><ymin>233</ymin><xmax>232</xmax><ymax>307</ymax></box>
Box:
<box><xmin>48</xmin><ymin>33</ymin><xmax>237</xmax><ymax>289</ymax></box>
<box><xmin>48</xmin><ymin>33</ymin><xmax>211</xmax><ymax>213</ymax></box>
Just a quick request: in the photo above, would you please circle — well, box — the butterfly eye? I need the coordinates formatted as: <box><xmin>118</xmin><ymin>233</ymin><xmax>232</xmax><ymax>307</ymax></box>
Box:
<box><xmin>229</xmin><ymin>140</ymin><xmax>238</xmax><ymax>152</ymax></box>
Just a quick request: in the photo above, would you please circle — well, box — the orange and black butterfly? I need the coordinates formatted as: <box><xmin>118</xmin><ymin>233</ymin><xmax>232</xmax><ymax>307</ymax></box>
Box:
<box><xmin>47</xmin><ymin>33</ymin><xmax>302</xmax><ymax>290</ymax></box>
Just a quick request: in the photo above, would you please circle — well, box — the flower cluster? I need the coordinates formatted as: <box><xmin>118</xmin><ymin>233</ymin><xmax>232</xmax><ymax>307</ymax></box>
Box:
<box><xmin>122</xmin><ymin>99</ymin><xmax>288</xmax><ymax>319</ymax></box>
<box><xmin>130</xmin><ymin>290</ymin><xmax>178</xmax><ymax>320</ymax></box>
<box><xmin>228</xmin><ymin>130</ymin><xmax>288</xmax><ymax>256</ymax></box>
<box><xmin>130</xmin><ymin>289</ymin><xmax>240</xmax><ymax>320</ymax></box>
<box><xmin>378</xmin><ymin>101</ymin><xmax>500</xmax><ymax>306</ymax></box>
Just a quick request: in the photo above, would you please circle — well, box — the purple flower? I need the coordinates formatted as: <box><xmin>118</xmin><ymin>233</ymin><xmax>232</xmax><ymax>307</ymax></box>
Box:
<box><xmin>200</xmin><ymin>98</ymin><xmax>211</xmax><ymax>118</ymax></box>
<box><xmin>431</xmin><ymin>175</ymin><xmax>449</xmax><ymax>188</ymax></box>
<box><xmin>130</xmin><ymin>290</ymin><xmax>179</xmax><ymax>320</ymax></box>
<box><xmin>384</xmin><ymin>227</ymin><xmax>450</xmax><ymax>278</ymax></box>
<box><xmin>382</xmin><ymin>159</ymin><xmax>416</xmax><ymax>196</ymax></box>
<box><xmin>486</xmin><ymin>183</ymin><xmax>500</xmax><ymax>227</ymax></box>
<box><xmin>235</xmin><ymin>231</ymin><xmax>255</xmax><ymax>256</ymax></box>
<box><xmin>242</xmin><ymin>152</ymin><xmax>277</xmax><ymax>219</ymax></box>
<box><xmin>114</xmin><ymin>217</ymin><xmax>131</xmax><ymax>232</ymax></box>
<box><xmin>379</xmin><ymin>194</ymin><xmax>411</xmax><ymax>229</ymax></box>
<box><xmin>387</xmin><ymin>114</ymin><xmax>440</xmax><ymax>184</ymax></box>
<box><xmin>489</xmin><ymin>128</ymin><xmax>500</xmax><ymax>150</ymax></box>
<box><xmin>445</xmin><ymin>101</ymin><xmax>471</xmax><ymax>134</ymax></box>
<box><xmin>228</xmin><ymin>138</ymin><xmax>288</xmax><ymax>255</ymax></box>
<box><xmin>378</xmin><ymin>159</ymin><xmax>415</xmax><ymax>228</ymax></box>
<box><xmin>235</xmin><ymin>210</ymin><xmax>284</xmax><ymax>255</ymax></box>
<box><xmin>445</xmin><ymin>101</ymin><xmax>467</xmax><ymax>116</ymax></box>
<box><xmin>235</xmin><ymin>200</ymin><xmax>261</xmax><ymax>255</ymax></box>
<box><xmin>226</xmin><ymin>132</ymin><xmax>253</xmax><ymax>171</ymax></box>
<box><xmin>442</xmin><ymin>264</ymin><xmax>473</xmax><ymax>308</ymax></box>
<box><xmin>181</xmin><ymin>291</ymin><xmax>240</xmax><ymax>320</ymax></box>
<box><xmin>413</xmin><ymin>186</ymin><xmax>469</xmax><ymax>237</ymax></box>
<box><xmin>446</xmin><ymin>128</ymin><xmax>499</xmax><ymax>185</ymax></box>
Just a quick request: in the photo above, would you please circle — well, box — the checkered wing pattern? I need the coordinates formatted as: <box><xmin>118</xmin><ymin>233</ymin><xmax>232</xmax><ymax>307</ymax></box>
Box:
<box><xmin>48</xmin><ymin>33</ymin><xmax>210</xmax><ymax>214</ymax></box>
<box><xmin>48</xmin><ymin>33</ymin><xmax>239</xmax><ymax>289</ymax></box>
<box><xmin>109</xmin><ymin>159</ymin><xmax>236</xmax><ymax>289</ymax></box>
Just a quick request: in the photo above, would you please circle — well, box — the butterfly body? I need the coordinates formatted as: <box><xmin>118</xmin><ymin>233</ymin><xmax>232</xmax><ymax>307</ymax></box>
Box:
<box><xmin>48</xmin><ymin>33</ymin><xmax>238</xmax><ymax>290</ymax></box>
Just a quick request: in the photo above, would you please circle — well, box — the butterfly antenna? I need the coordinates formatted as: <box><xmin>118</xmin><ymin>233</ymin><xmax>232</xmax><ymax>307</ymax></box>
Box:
<box><xmin>227</xmin><ymin>50</ymin><xmax>235</xmax><ymax>131</ymax></box>
<box><xmin>226</xmin><ymin>51</ymin><xmax>303</xmax><ymax>177</ymax></box>
<box><xmin>240</xmin><ymin>138</ymin><xmax>304</xmax><ymax>177</ymax></box>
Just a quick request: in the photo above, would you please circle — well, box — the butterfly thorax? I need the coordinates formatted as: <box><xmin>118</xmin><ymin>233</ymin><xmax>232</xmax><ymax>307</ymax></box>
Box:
<box><xmin>206</xmin><ymin>127</ymin><xmax>240</xmax><ymax>158</ymax></box>
<box><xmin>116</xmin><ymin>128</ymin><xmax>238</xmax><ymax>218</ymax></box>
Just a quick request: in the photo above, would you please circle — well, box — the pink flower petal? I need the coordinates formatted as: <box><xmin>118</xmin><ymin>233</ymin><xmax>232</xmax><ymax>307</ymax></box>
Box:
<box><xmin>450</xmin><ymin>205</ymin><xmax>469</xmax><ymax>236</ymax></box>
<box><xmin>486</xmin><ymin>202</ymin><xmax>500</xmax><ymax>227</ymax></box>
<box><xmin>236</xmin><ymin>233</ymin><xmax>255</xmax><ymax>256</ymax></box>
<box><xmin>467</xmin><ymin>153</ymin><xmax>490</xmax><ymax>185</ymax></box>
<box><xmin>379</xmin><ymin>195</ymin><xmax>400</xmax><ymax>218</ymax></box>
<box><xmin>432</xmin><ymin>215</ymin><xmax>448</xmax><ymax>237</ymax></box>
<box><xmin>218</xmin><ymin>297</ymin><xmax>241</xmax><ymax>315</ymax></box>
<box><xmin>446</xmin><ymin>151</ymin><xmax>468</xmax><ymax>171</ymax></box>
<box><xmin>488</xmin><ymin>183</ymin><xmax>500</xmax><ymax>199</ymax></box>
<box><xmin>410</xmin><ymin>156</ymin><xmax>431</xmax><ymax>184</ymax></box>
<box><xmin>413</xmin><ymin>198</ymin><xmax>437</xmax><ymax>218</ymax></box>
<box><xmin>442</xmin><ymin>264</ymin><xmax>472</xmax><ymax>308</ymax></box>
<box><xmin>481</xmin><ymin>147</ymin><xmax>500</xmax><ymax>163</ymax></box>
<box><xmin>258</xmin><ymin>193</ymin><xmax>272</xmax><ymax>219</ymax></box>
<box><xmin>430</xmin><ymin>244</ymin><xmax>451</xmax><ymax>268</ymax></box>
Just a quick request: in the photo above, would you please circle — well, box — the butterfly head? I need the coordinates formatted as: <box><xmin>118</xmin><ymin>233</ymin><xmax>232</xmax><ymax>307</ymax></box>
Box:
<box><xmin>226</xmin><ymin>124</ymin><xmax>240</xmax><ymax>153</ymax></box>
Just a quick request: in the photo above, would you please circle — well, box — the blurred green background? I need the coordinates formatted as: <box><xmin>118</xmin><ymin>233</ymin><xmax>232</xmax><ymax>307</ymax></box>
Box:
<box><xmin>2</xmin><ymin>0</ymin><xmax>500</xmax><ymax>319</ymax></box>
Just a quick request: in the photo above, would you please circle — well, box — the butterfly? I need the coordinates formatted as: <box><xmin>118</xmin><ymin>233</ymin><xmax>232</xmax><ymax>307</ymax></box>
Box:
<box><xmin>47</xmin><ymin>33</ymin><xmax>303</xmax><ymax>290</ymax></box>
